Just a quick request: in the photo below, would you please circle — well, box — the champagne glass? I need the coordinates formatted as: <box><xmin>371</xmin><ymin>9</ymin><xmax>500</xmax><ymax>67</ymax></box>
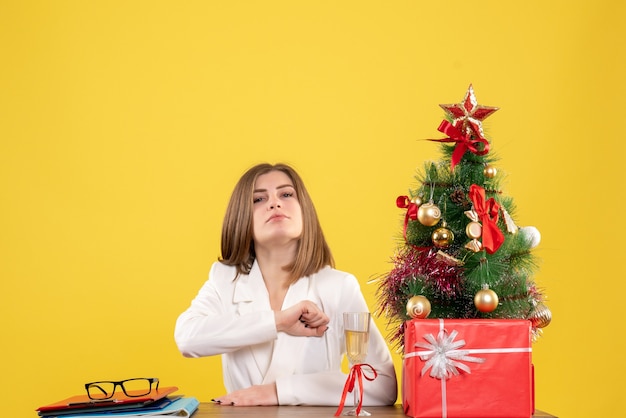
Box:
<box><xmin>343</xmin><ymin>312</ymin><xmax>371</xmax><ymax>416</ymax></box>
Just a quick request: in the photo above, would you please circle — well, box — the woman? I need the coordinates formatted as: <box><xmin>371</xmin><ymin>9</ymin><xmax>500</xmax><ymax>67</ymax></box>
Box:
<box><xmin>174</xmin><ymin>163</ymin><xmax>397</xmax><ymax>406</ymax></box>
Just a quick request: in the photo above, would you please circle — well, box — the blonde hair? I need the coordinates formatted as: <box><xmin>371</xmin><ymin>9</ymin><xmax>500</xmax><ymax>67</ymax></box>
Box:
<box><xmin>219</xmin><ymin>163</ymin><xmax>334</xmax><ymax>283</ymax></box>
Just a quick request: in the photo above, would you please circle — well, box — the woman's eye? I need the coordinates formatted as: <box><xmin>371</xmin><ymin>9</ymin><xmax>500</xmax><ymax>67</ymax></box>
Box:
<box><xmin>253</xmin><ymin>196</ymin><xmax>265</xmax><ymax>203</ymax></box>
<box><xmin>282</xmin><ymin>192</ymin><xmax>294</xmax><ymax>198</ymax></box>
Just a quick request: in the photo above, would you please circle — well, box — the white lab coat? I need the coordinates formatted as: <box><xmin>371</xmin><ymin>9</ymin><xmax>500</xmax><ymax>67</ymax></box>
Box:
<box><xmin>175</xmin><ymin>260</ymin><xmax>398</xmax><ymax>406</ymax></box>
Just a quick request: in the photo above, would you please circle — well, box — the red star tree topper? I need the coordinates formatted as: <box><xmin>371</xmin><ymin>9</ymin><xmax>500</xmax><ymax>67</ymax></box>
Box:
<box><xmin>439</xmin><ymin>84</ymin><xmax>499</xmax><ymax>139</ymax></box>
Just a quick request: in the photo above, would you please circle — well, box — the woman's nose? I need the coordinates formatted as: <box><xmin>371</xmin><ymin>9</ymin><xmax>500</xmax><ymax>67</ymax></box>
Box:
<box><xmin>268</xmin><ymin>197</ymin><xmax>281</xmax><ymax>209</ymax></box>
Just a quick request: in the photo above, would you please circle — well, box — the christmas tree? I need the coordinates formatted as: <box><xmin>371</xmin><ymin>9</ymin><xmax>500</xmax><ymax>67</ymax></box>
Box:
<box><xmin>376</xmin><ymin>85</ymin><xmax>551</xmax><ymax>349</ymax></box>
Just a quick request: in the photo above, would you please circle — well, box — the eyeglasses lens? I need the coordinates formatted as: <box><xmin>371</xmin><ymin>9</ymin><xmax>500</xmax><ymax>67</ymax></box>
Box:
<box><xmin>87</xmin><ymin>382</ymin><xmax>117</xmax><ymax>400</ymax></box>
<box><xmin>122</xmin><ymin>378</ymin><xmax>153</xmax><ymax>396</ymax></box>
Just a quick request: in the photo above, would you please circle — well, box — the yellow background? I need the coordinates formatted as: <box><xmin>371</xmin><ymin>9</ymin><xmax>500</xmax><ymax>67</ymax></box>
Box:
<box><xmin>1</xmin><ymin>1</ymin><xmax>624</xmax><ymax>417</ymax></box>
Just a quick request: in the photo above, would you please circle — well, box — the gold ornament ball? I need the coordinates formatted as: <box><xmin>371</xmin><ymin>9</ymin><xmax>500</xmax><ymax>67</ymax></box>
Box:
<box><xmin>484</xmin><ymin>165</ymin><xmax>498</xmax><ymax>179</ymax></box>
<box><xmin>474</xmin><ymin>286</ymin><xmax>499</xmax><ymax>313</ymax></box>
<box><xmin>529</xmin><ymin>303</ymin><xmax>552</xmax><ymax>328</ymax></box>
<box><xmin>406</xmin><ymin>295</ymin><xmax>431</xmax><ymax>319</ymax></box>
<box><xmin>417</xmin><ymin>202</ymin><xmax>441</xmax><ymax>227</ymax></box>
<box><xmin>412</xmin><ymin>196</ymin><xmax>423</xmax><ymax>206</ymax></box>
<box><xmin>432</xmin><ymin>227</ymin><xmax>454</xmax><ymax>248</ymax></box>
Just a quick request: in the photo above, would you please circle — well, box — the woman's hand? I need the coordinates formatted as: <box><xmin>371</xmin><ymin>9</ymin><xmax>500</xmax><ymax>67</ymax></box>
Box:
<box><xmin>212</xmin><ymin>383</ymin><xmax>278</xmax><ymax>406</ymax></box>
<box><xmin>275</xmin><ymin>300</ymin><xmax>329</xmax><ymax>337</ymax></box>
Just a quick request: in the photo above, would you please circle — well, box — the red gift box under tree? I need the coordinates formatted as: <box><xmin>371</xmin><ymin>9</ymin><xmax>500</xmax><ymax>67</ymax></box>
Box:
<box><xmin>403</xmin><ymin>319</ymin><xmax>534</xmax><ymax>418</ymax></box>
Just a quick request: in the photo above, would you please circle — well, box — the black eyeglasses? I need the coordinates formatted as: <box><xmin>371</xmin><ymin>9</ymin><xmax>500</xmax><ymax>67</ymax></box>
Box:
<box><xmin>85</xmin><ymin>378</ymin><xmax>159</xmax><ymax>400</ymax></box>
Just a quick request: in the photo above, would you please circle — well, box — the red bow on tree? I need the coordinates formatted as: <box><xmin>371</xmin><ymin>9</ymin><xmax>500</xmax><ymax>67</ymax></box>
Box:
<box><xmin>429</xmin><ymin>120</ymin><xmax>490</xmax><ymax>170</ymax></box>
<box><xmin>468</xmin><ymin>184</ymin><xmax>504</xmax><ymax>254</ymax></box>
<box><xmin>396</xmin><ymin>195</ymin><xmax>418</xmax><ymax>242</ymax></box>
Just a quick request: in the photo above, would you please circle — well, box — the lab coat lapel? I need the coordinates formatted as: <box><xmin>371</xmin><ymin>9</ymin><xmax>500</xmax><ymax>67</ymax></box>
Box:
<box><xmin>232</xmin><ymin>261</ymin><xmax>270</xmax><ymax>311</ymax></box>
<box><xmin>232</xmin><ymin>261</ymin><xmax>273</xmax><ymax>380</ymax></box>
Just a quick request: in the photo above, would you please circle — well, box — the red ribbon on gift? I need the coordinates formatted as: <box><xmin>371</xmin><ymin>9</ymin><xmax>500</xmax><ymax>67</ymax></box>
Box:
<box><xmin>334</xmin><ymin>363</ymin><xmax>378</xmax><ymax>417</ymax></box>
<box><xmin>396</xmin><ymin>195</ymin><xmax>418</xmax><ymax>242</ymax></box>
<box><xmin>429</xmin><ymin>120</ymin><xmax>490</xmax><ymax>170</ymax></box>
<box><xmin>468</xmin><ymin>184</ymin><xmax>504</xmax><ymax>254</ymax></box>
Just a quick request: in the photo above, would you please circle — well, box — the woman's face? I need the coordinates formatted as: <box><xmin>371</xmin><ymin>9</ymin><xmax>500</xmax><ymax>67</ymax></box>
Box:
<box><xmin>252</xmin><ymin>170</ymin><xmax>303</xmax><ymax>249</ymax></box>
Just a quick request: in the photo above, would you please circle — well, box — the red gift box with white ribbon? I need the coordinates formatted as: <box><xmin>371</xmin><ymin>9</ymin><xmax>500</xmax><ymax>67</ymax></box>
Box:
<box><xmin>402</xmin><ymin>319</ymin><xmax>534</xmax><ymax>418</ymax></box>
